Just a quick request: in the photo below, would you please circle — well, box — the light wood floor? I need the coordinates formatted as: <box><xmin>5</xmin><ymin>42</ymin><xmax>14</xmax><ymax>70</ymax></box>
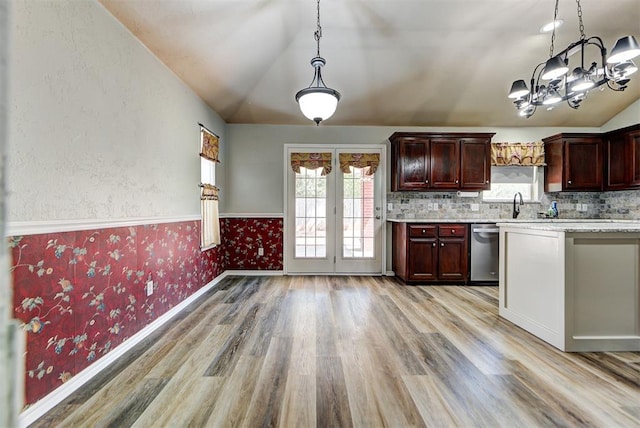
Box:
<box><xmin>33</xmin><ymin>276</ymin><xmax>640</xmax><ymax>427</ymax></box>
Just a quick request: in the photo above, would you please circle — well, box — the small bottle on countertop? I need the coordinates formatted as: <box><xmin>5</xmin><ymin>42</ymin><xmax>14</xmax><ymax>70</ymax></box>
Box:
<box><xmin>549</xmin><ymin>200</ymin><xmax>559</xmax><ymax>218</ymax></box>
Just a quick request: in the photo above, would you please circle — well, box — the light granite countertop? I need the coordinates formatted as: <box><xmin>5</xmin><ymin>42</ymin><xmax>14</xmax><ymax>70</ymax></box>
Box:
<box><xmin>387</xmin><ymin>218</ymin><xmax>640</xmax><ymax>225</ymax></box>
<box><xmin>495</xmin><ymin>221</ymin><xmax>640</xmax><ymax>233</ymax></box>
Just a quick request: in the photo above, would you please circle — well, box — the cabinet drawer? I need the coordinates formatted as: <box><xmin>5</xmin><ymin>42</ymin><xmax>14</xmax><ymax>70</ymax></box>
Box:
<box><xmin>438</xmin><ymin>225</ymin><xmax>467</xmax><ymax>237</ymax></box>
<box><xmin>408</xmin><ymin>225</ymin><xmax>437</xmax><ymax>238</ymax></box>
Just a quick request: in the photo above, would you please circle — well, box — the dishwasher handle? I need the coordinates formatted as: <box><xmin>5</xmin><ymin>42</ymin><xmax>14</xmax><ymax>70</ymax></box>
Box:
<box><xmin>472</xmin><ymin>228</ymin><xmax>500</xmax><ymax>233</ymax></box>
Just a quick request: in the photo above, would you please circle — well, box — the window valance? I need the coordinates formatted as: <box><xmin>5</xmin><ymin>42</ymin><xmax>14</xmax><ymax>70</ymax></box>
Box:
<box><xmin>200</xmin><ymin>183</ymin><xmax>219</xmax><ymax>201</ymax></box>
<box><xmin>491</xmin><ymin>142</ymin><xmax>545</xmax><ymax>166</ymax></box>
<box><xmin>290</xmin><ymin>152</ymin><xmax>332</xmax><ymax>175</ymax></box>
<box><xmin>339</xmin><ymin>153</ymin><xmax>380</xmax><ymax>175</ymax></box>
<box><xmin>200</xmin><ymin>127</ymin><xmax>220</xmax><ymax>163</ymax></box>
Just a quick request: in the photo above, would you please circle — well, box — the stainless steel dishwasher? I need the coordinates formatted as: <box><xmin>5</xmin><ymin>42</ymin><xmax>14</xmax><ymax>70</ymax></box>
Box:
<box><xmin>470</xmin><ymin>223</ymin><xmax>500</xmax><ymax>282</ymax></box>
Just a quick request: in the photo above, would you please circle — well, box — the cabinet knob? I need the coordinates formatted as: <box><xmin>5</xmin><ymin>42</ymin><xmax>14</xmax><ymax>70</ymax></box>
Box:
<box><xmin>441</xmin><ymin>242</ymin><xmax>445</xmax><ymax>247</ymax></box>
<box><xmin>425</xmin><ymin>180</ymin><xmax>429</xmax><ymax>184</ymax></box>
<box><xmin>422</xmin><ymin>229</ymin><xmax>426</xmax><ymax>234</ymax></box>
<box><xmin>486</xmin><ymin>180</ymin><xmax>489</xmax><ymax>183</ymax></box>
<box><xmin>568</xmin><ymin>180</ymin><xmax>573</xmax><ymax>184</ymax></box>
<box><xmin>432</xmin><ymin>242</ymin><xmax>436</xmax><ymax>247</ymax></box>
<box><xmin>451</xmin><ymin>229</ymin><xmax>455</xmax><ymax>234</ymax></box>
<box><xmin>455</xmin><ymin>179</ymin><xmax>459</xmax><ymax>184</ymax></box>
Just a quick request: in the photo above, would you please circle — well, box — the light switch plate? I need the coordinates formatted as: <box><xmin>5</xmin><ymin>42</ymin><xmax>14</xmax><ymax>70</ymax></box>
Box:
<box><xmin>258</xmin><ymin>247</ymin><xmax>264</xmax><ymax>256</ymax></box>
<box><xmin>427</xmin><ymin>203</ymin><xmax>434</xmax><ymax>211</ymax></box>
<box><xmin>146</xmin><ymin>280</ymin><xmax>153</xmax><ymax>296</ymax></box>
<box><xmin>433</xmin><ymin>203</ymin><xmax>439</xmax><ymax>211</ymax></box>
<box><xmin>576</xmin><ymin>203</ymin><xmax>582</xmax><ymax>211</ymax></box>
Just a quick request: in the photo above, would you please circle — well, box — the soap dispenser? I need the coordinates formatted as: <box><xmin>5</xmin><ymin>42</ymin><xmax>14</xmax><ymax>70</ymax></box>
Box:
<box><xmin>549</xmin><ymin>200</ymin><xmax>559</xmax><ymax>218</ymax></box>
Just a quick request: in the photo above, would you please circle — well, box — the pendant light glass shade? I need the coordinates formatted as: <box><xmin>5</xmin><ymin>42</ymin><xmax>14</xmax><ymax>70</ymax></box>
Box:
<box><xmin>296</xmin><ymin>88</ymin><xmax>340</xmax><ymax>124</ymax></box>
<box><xmin>607</xmin><ymin>36</ymin><xmax>640</xmax><ymax>64</ymax></box>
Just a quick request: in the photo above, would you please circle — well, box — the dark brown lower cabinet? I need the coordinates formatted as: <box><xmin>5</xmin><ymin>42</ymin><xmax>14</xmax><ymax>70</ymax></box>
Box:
<box><xmin>392</xmin><ymin>223</ymin><xmax>468</xmax><ymax>284</ymax></box>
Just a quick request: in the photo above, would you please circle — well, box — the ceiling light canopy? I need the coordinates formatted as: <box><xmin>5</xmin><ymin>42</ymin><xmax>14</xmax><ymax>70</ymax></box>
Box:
<box><xmin>508</xmin><ymin>0</ymin><xmax>640</xmax><ymax>118</ymax></box>
<box><xmin>295</xmin><ymin>0</ymin><xmax>341</xmax><ymax>125</ymax></box>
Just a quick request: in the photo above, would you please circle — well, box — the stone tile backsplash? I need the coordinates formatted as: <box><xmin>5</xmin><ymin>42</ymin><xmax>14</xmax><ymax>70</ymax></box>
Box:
<box><xmin>387</xmin><ymin>190</ymin><xmax>640</xmax><ymax>220</ymax></box>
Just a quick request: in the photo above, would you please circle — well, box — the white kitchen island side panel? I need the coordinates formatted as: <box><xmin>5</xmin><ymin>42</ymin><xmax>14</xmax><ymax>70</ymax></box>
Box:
<box><xmin>499</xmin><ymin>229</ymin><xmax>566</xmax><ymax>349</ymax></box>
<box><xmin>499</xmin><ymin>222</ymin><xmax>640</xmax><ymax>352</ymax></box>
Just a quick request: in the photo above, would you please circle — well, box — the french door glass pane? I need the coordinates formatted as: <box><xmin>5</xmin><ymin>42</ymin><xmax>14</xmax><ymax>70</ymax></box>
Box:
<box><xmin>342</xmin><ymin>166</ymin><xmax>375</xmax><ymax>258</ymax></box>
<box><xmin>295</xmin><ymin>167</ymin><xmax>327</xmax><ymax>258</ymax></box>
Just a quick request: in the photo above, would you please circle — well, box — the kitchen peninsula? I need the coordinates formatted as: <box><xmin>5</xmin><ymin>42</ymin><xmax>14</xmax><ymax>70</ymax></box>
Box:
<box><xmin>498</xmin><ymin>221</ymin><xmax>640</xmax><ymax>352</ymax></box>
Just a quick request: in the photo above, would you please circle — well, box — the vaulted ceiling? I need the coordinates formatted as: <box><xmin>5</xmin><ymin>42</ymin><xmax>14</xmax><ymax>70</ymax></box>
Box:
<box><xmin>99</xmin><ymin>0</ymin><xmax>640</xmax><ymax>127</ymax></box>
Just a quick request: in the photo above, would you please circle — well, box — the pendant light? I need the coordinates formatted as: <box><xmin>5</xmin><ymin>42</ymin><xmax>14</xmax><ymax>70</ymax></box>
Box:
<box><xmin>295</xmin><ymin>0</ymin><xmax>341</xmax><ymax>125</ymax></box>
<box><xmin>507</xmin><ymin>0</ymin><xmax>640</xmax><ymax>118</ymax></box>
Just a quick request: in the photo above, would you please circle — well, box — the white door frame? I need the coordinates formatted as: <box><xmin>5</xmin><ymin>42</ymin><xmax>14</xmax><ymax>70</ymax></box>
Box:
<box><xmin>283</xmin><ymin>144</ymin><xmax>387</xmax><ymax>275</ymax></box>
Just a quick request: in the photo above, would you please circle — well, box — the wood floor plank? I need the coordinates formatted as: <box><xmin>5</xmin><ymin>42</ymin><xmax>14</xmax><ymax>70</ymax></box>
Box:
<box><xmin>316</xmin><ymin>356</ymin><xmax>353</xmax><ymax>428</ymax></box>
<box><xmin>32</xmin><ymin>276</ymin><xmax>640</xmax><ymax>428</ymax></box>
<box><xmin>242</xmin><ymin>337</ymin><xmax>293</xmax><ymax>427</ymax></box>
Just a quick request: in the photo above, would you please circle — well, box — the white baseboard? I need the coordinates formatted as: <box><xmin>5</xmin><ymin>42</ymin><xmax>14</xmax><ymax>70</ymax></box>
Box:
<box><xmin>18</xmin><ymin>271</ymin><xmax>231</xmax><ymax>428</ymax></box>
<box><xmin>224</xmin><ymin>270</ymin><xmax>284</xmax><ymax>276</ymax></box>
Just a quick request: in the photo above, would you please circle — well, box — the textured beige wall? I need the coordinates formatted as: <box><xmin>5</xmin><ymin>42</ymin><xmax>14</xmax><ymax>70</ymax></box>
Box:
<box><xmin>7</xmin><ymin>0</ymin><xmax>226</xmax><ymax>223</ymax></box>
<box><xmin>1</xmin><ymin>1</ymin><xmax>19</xmax><ymax>426</ymax></box>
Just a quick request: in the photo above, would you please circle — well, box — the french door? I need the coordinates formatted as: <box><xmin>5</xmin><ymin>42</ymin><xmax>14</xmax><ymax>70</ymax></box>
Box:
<box><xmin>285</xmin><ymin>146</ymin><xmax>385</xmax><ymax>274</ymax></box>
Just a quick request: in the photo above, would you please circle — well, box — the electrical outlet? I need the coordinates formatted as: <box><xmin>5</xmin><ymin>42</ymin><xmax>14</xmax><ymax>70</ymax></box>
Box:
<box><xmin>146</xmin><ymin>280</ymin><xmax>153</xmax><ymax>296</ymax></box>
<box><xmin>471</xmin><ymin>203</ymin><xmax>480</xmax><ymax>212</ymax></box>
<box><xmin>427</xmin><ymin>203</ymin><xmax>434</xmax><ymax>211</ymax></box>
<box><xmin>433</xmin><ymin>202</ymin><xmax>439</xmax><ymax>211</ymax></box>
<box><xmin>582</xmin><ymin>203</ymin><xmax>589</xmax><ymax>212</ymax></box>
<box><xmin>387</xmin><ymin>203</ymin><xmax>393</xmax><ymax>211</ymax></box>
<box><xmin>258</xmin><ymin>247</ymin><xmax>264</xmax><ymax>256</ymax></box>
<box><xmin>576</xmin><ymin>203</ymin><xmax>582</xmax><ymax>211</ymax></box>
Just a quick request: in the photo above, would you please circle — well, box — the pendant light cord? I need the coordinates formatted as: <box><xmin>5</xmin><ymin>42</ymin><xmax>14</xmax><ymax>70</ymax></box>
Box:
<box><xmin>314</xmin><ymin>0</ymin><xmax>322</xmax><ymax>57</ymax></box>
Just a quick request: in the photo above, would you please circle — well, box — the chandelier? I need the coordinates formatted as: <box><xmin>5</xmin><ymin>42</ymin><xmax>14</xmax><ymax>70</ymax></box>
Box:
<box><xmin>508</xmin><ymin>0</ymin><xmax>640</xmax><ymax>118</ymax></box>
<box><xmin>295</xmin><ymin>0</ymin><xmax>341</xmax><ymax>125</ymax></box>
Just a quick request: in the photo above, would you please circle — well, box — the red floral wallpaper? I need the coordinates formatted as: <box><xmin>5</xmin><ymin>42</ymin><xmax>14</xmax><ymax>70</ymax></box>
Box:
<box><xmin>10</xmin><ymin>217</ymin><xmax>282</xmax><ymax>407</ymax></box>
<box><xmin>222</xmin><ymin>218</ymin><xmax>283</xmax><ymax>270</ymax></box>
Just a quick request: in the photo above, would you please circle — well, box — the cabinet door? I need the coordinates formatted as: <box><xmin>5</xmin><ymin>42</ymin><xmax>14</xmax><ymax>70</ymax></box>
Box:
<box><xmin>630</xmin><ymin>132</ymin><xmax>640</xmax><ymax>187</ymax></box>
<box><xmin>564</xmin><ymin>138</ymin><xmax>602</xmax><ymax>191</ymax></box>
<box><xmin>396</xmin><ymin>138</ymin><xmax>430</xmax><ymax>190</ymax></box>
<box><xmin>438</xmin><ymin>237</ymin><xmax>468</xmax><ymax>281</ymax></box>
<box><xmin>604</xmin><ymin>133</ymin><xmax>629</xmax><ymax>190</ymax></box>
<box><xmin>430</xmin><ymin>139</ymin><xmax>459</xmax><ymax>189</ymax></box>
<box><xmin>408</xmin><ymin>238</ymin><xmax>438</xmax><ymax>281</ymax></box>
<box><xmin>460</xmin><ymin>138</ymin><xmax>491</xmax><ymax>190</ymax></box>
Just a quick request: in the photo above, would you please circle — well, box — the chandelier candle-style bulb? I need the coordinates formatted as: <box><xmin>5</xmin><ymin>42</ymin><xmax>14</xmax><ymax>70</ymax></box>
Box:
<box><xmin>507</xmin><ymin>0</ymin><xmax>640</xmax><ymax>118</ymax></box>
<box><xmin>295</xmin><ymin>0</ymin><xmax>341</xmax><ymax>125</ymax></box>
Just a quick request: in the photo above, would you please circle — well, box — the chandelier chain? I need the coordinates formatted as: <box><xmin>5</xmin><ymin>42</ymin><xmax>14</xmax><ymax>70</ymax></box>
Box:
<box><xmin>576</xmin><ymin>0</ymin><xmax>585</xmax><ymax>40</ymax></box>
<box><xmin>549</xmin><ymin>0</ymin><xmax>560</xmax><ymax>58</ymax></box>
<box><xmin>314</xmin><ymin>0</ymin><xmax>322</xmax><ymax>57</ymax></box>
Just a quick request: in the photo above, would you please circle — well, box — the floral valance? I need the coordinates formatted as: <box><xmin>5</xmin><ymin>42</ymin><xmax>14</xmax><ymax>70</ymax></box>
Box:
<box><xmin>200</xmin><ymin>127</ymin><xmax>220</xmax><ymax>163</ymax></box>
<box><xmin>491</xmin><ymin>142</ymin><xmax>545</xmax><ymax>166</ymax></box>
<box><xmin>339</xmin><ymin>153</ymin><xmax>380</xmax><ymax>175</ymax></box>
<box><xmin>290</xmin><ymin>152</ymin><xmax>332</xmax><ymax>175</ymax></box>
<box><xmin>200</xmin><ymin>183</ymin><xmax>219</xmax><ymax>201</ymax></box>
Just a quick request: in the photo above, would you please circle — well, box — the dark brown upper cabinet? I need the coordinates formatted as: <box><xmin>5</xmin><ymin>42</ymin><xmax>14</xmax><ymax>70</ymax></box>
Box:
<box><xmin>390</xmin><ymin>132</ymin><xmax>494</xmax><ymax>192</ymax></box>
<box><xmin>543</xmin><ymin>133</ymin><xmax>603</xmax><ymax>192</ymax></box>
<box><xmin>604</xmin><ymin>124</ymin><xmax>640</xmax><ymax>191</ymax></box>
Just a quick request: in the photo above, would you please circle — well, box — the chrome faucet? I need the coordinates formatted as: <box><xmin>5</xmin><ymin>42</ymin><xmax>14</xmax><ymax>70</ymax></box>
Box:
<box><xmin>512</xmin><ymin>192</ymin><xmax>524</xmax><ymax>218</ymax></box>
